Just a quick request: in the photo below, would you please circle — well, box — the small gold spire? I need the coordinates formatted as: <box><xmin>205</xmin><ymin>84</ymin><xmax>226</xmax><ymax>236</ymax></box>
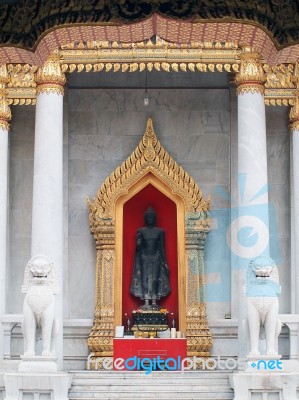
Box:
<box><xmin>0</xmin><ymin>64</ymin><xmax>9</xmax><ymax>87</ymax></box>
<box><xmin>0</xmin><ymin>64</ymin><xmax>11</xmax><ymax>131</ymax></box>
<box><xmin>35</xmin><ymin>53</ymin><xmax>66</xmax><ymax>95</ymax></box>
<box><xmin>235</xmin><ymin>47</ymin><xmax>265</xmax><ymax>95</ymax></box>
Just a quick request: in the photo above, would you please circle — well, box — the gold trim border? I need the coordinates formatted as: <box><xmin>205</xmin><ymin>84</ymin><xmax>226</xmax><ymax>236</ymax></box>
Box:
<box><xmin>236</xmin><ymin>82</ymin><xmax>265</xmax><ymax>95</ymax></box>
<box><xmin>36</xmin><ymin>83</ymin><xmax>64</xmax><ymax>96</ymax></box>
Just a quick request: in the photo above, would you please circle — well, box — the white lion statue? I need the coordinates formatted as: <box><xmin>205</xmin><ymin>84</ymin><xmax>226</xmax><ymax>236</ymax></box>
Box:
<box><xmin>246</xmin><ymin>256</ymin><xmax>281</xmax><ymax>357</ymax></box>
<box><xmin>21</xmin><ymin>255</ymin><xmax>59</xmax><ymax>357</ymax></box>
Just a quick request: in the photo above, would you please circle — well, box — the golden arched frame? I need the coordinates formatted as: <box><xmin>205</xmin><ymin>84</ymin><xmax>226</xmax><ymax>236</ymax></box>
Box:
<box><xmin>87</xmin><ymin>118</ymin><xmax>213</xmax><ymax>365</ymax></box>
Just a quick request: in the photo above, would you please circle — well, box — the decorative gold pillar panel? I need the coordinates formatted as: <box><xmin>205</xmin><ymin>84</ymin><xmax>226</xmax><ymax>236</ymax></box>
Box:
<box><xmin>235</xmin><ymin>47</ymin><xmax>265</xmax><ymax>95</ymax></box>
<box><xmin>290</xmin><ymin>92</ymin><xmax>299</xmax><ymax>132</ymax></box>
<box><xmin>0</xmin><ymin>93</ymin><xmax>11</xmax><ymax>132</ymax></box>
<box><xmin>87</xmin><ymin>217</ymin><xmax>115</xmax><ymax>358</ymax></box>
<box><xmin>290</xmin><ymin>64</ymin><xmax>299</xmax><ymax>132</ymax></box>
<box><xmin>87</xmin><ymin>118</ymin><xmax>212</xmax><ymax>369</ymax></box>
<box><xmin>185</xmin><ymin>212</ymin><xmax>212</xmax><ymax>357</ymax></box>
<box><xmin>0</xmin><ymin>64</ymin><xmax>11</xmax><ymax>131</ymax></box>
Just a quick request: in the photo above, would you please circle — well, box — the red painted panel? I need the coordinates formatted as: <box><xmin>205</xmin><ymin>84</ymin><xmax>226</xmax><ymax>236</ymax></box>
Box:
<box><xmin>113</xmin><ymin>338</ymin><xmax>187</xmax><ymax>371</ymax></box>
<box><xmin>122</xmin><ymin>183</ymin><xmax>179</xmax><ymax>328</ymax></box>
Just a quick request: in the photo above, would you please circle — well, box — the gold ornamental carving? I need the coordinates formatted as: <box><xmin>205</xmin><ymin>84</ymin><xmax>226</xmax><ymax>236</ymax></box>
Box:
<box><xmin>235</xmin><ymin>47</ymin><xmax>265</xmax><ymax>95</ymax></box>
<box><xmin>185</xmin><ymin>212</ymin><xmax>213</xmax><ymax>357</ymax></box>
<box><xmin>289</xmin><ymin>63</ymin><xmax>299</xmax><ymax>132</ymax></box>
<box><xmin>87</xmin><ymin>217</ymin><xmax>115</xmax><ymax>358</ymax></box>
<box><xmin>0</xmin><ymin>64</ymin><xmax>11</xmax><ymax>131</ymax></box>
<box><xmin>60</xmin><ymin>37</ymin><xmax>240</xmax><ymax>74</ymax></box>
<box><xmin>0</xmin><ymin>64</ymin><xmax>9</xmax><ymax>86</ymax></box>
<box><xmin>289</xmin><ymin>91</ymin><xmax>299</xmax><ymax>132</ymax></box>
<box><xmin>35</xmin><ymin>53</ymin><xmax>66</xmax><ymax>96</ymax></box>
<box><xmin>0</xmin><ymin>37</ymin><xmax>299</xmax><ymax>105</ymax></box>
<box><xmin>0</xmin><ymin>93</ymin><xmax>11</xmax><ymax>131</ymax></box>
<box><xmin>87</xmin><ymin>119</ymin><xmax>212</xmax><ymax>369</ymax></box>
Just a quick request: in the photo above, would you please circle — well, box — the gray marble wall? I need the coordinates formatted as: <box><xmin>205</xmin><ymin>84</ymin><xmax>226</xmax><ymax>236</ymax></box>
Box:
<box><xmin>7</xmin><ymin>87</ymin><xmax>291</xmax><ymax>322</ymax></box>
<box><xmin>266</xmin><ymin>105</ymin><xmax>290</xmax><ymax>313</ymax></box>
<box><xmin>67</xmin><ymin>87</ymin><xmax>231</xmax><ymax>319</ymax></box>
<box><xmin>8</xmin><ymin>105</ymin><xmax>35</xmax><ymax>313</ymax></box>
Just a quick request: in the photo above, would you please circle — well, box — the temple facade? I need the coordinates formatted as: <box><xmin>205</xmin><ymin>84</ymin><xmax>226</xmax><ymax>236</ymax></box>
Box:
<box><xmin>1</xmin><ymin>1</ymin><xmax>299</xmax><ymax>399</ymax></box>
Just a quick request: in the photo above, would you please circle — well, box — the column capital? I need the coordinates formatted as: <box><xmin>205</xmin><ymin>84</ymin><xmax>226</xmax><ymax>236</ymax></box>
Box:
<box><xmin>0</xmin><ymin>64</ymin><xmax>11</xmax><ymax>131</ymax></box>
<box><xmin>35</xmin><ymin>53</ymin><xmax>66</xmax><ymax>96</ymax></box>
<box><xmin>290</xmin><ymin>63</ymin><xmax>299</xmax><ymax>132</ymax></box>
<box><xmin>235</xmin><ymin>47</ymin><xmax>265</xmax><ymax>95</ymax></box>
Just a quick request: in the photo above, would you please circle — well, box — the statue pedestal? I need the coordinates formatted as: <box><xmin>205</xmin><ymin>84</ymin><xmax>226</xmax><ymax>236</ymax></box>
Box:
<box><xmin>230</xmin><ymin>358</ymin><xmax>299</xmax><ymax>400</ymax></box>
<box><xmin>131</xmin><ymin>311</ymin><xmax>169</xmax><ymax>337</ymax></box>
<box><xmin>4</xmin><ymin>371</ymin><xmax>72</xmax><ymax>400</ymax></box>
<box><xmin>18</xmin><ymin>355</ymin><xmax>58</xmax><ymax>373</ymax></box>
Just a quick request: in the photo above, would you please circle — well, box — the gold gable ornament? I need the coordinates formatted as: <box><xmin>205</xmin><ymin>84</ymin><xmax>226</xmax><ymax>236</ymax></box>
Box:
<box><xmin>87</xmin><ymin>118</ymin><xmax>212</xmax><ymax>369</ymax></box>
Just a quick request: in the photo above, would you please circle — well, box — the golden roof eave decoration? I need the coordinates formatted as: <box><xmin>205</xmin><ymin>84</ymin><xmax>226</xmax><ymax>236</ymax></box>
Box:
<box><xmin>2</xmin><ymin>38</ymin><xmax>299</xmax><ymax>106</ymax></box>
<box><xmin>59</xmin><ymin>38</ymin><xmax>241</xmax><ymax>74</ymax></box>
<box><xmin>87</xmin><ymin>118</ymin><xmax>210</xmax><ymax>222</ymax></box>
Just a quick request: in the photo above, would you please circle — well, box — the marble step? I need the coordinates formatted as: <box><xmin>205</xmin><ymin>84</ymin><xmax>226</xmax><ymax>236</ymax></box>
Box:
<box><xmin>69</xmin><ymin>371</ymin><xmax>234</xmax><ymax>399</ymax></box>
<box><xmin>70</xmin><ymin>372</ymin><xmax>232</xmax><ymax>386</ymax></box>
<box><xmin>72</xmin><ymin>377</ymin><xmax>230</xmax><ymax>386</ymax></box>
<box><xmin>71</xmin><ymin>371</ymin><xmax>231</xmax><ymax>379</ymax></box>
<box><xmin>69</xmin><ymin>392</ymin><xmax>233</xmax><ymax>400</ymax></box>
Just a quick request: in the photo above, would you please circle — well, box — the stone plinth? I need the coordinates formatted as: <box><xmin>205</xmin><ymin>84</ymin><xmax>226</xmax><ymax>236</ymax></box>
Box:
<box><xmin>18</xmin><ymin>355</ymin><xmax>58</xmax><ymax>373</ymax></box>
<box><xmin>4</xmin><ymin>372</ymin><xmax>72</xmax><ymax>400</ymax></box>
<box><xmin>230</xmin><ymin>370</ymin><xmax>299</xmax><ymax>400</ymax></box>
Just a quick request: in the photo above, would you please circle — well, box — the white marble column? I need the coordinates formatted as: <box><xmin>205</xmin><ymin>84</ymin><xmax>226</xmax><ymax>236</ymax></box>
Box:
<box><xmin>0</xmin><ymin>67</ymin><xmax>11</xmax><ymax>360</ymax></box>
<box><xmin>290</xmin><ymin>90</ymin><xmax>299</xmax><ymax>317</ymax></box>
<box><xmin>293</xmin><ymin>131</ymin><xmax>299</xmax><ymax>314</ymax></box>
<box><xmin>235</xmin><ymin>48</ymin><xmax>268</xmax><ymax>360</ymax></box>
<box><xmin>32</xmin><ymin>55</ymin><xmax>65</xmax><ymax>369</ymax></box>
<box><xmin>0</xmin><ymin>127</ymin><xmax>8</xmax><ymax>361</ymax></box>
<box><xmin>237</xmin><ymin>92</ymin><xmax>269</xmax><ymax>216</ymax></box>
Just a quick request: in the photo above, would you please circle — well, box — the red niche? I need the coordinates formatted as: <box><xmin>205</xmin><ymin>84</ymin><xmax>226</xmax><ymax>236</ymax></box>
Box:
<box><xmin>122</xmin><ymin>183</ymin><xmax>179</xmax><ymax>329</ymax></box>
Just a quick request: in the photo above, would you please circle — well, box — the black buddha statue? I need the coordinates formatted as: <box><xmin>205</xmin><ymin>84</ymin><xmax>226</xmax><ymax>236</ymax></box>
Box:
<box><xmin>130</xmin><ymin>206</ymin><xmax>171</xmax><ymax>310</ymax></box>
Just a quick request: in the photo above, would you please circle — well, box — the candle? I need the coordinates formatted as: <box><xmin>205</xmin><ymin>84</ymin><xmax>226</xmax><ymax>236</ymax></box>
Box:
<box><xmin>171</xmin><ymin>328</ymin><xmax>176</xmax><ymax>338</ymax></box>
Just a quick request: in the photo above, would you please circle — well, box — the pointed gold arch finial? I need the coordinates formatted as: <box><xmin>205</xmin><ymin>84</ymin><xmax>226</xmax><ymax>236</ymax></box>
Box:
<box><xmin>88</xmin><ymin>118</ymin><xmax>210</xmax><ymax>222</ymax></box>
<box><xmin>142</xmin><ymin>117</ymin><xmax>157</xmax><ymax>161</ymax></box>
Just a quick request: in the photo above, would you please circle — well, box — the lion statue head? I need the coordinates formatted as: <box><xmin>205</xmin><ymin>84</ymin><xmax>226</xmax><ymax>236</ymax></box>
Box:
<box><xmin>22</xmin><ymin>255</ymin><xmax>59</xmax><ymax>294</ymax></box>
